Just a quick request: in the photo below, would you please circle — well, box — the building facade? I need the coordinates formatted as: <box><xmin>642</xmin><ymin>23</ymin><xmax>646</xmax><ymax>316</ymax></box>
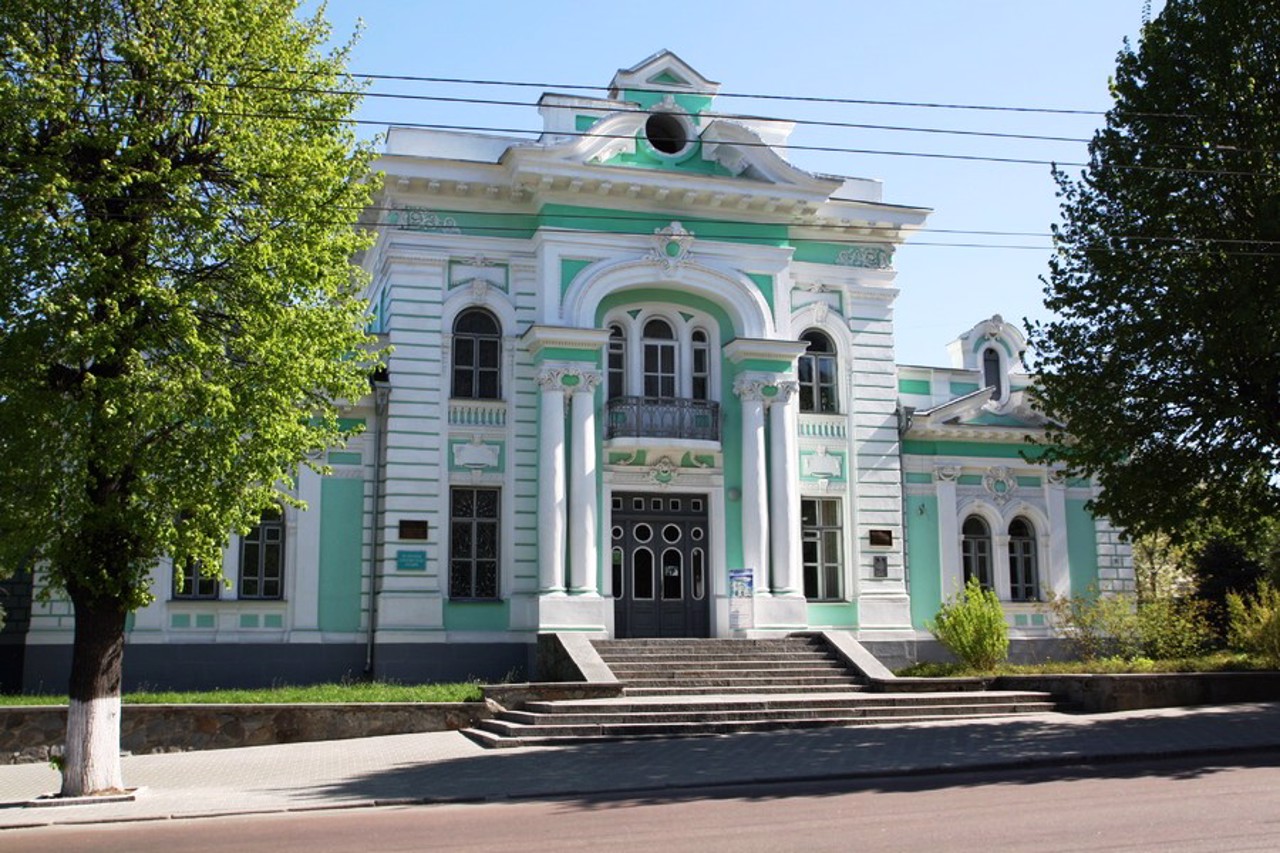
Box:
<box><xmin>8</xmin><ymin>52</ymin><xmax>1132</xmax><ymax>692</ymax></box>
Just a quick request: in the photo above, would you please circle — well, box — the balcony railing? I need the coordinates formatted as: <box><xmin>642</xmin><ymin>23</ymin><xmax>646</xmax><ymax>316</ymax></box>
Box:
<box><xmin>606</xmin><ymin>396</ymin><xmax>720</xmax><ymax>442</ymax></box>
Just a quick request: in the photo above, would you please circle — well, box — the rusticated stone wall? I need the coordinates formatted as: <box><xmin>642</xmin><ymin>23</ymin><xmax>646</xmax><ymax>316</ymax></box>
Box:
<box><xmin>1</xmin><ymin>703</ymin><xmax>490</xmax><ymax>765</ymax></box>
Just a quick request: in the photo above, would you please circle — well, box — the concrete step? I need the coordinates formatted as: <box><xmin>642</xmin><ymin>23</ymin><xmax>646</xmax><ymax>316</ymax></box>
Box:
<box><xmin>606</xmin><ymin>658</ymin><xmax>847</xmax><ymax>671</ymax></box>
<box><xmin>497</xmin><ymin>701</ymin><xmax>1058</xmax><ymax>727</ymax></box>
<box><xmin>596</xmin><ymin>650</ymin><xmax>839</xmax><ymax>663</ymax></box>
<box><xmin>522</xmin><ymin>691</ymin><xmax>1054</xmax><ymax>715</ymax></box>
<box><xmin>610</xmin><ymin>664</ymin><xmax>852</xmax><ymax>678</ymax></box>
<box><xmin>620</xmin><ymin>673</ymin><xmax>862</xmax><ymax>688</ymax></box>
<box><xmin>622</xmin><ymin>684</ymin><xmax>868</xmax><ymax>696</ymax></box>
<box><xmin>461</xmin><ymin>707</ymin><xmax>1057</xmax><ymax>748</ymax></box>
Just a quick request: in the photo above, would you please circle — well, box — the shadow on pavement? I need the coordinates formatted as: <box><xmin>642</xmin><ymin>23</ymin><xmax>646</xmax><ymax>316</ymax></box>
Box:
<box><xmin>289</xmin><ymin>704</ymin><xmax>1280</xmax><ymax>808</ymax></box>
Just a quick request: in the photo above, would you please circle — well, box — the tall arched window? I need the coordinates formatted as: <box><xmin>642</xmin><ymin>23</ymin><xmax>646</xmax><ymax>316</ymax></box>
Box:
<box><xmin>607</xmin><ymin>324</ymin><xmax>626</xmax><ymax>401</ymax></box>
<box><xmin>983</xmin><ymin>348</ymin><xmax>1004</xmax><ymax>400</ymax></box>
<box><xmin>642</xmin><ymin>318</ymin><xmax>677</xmax><ymax>398</ymax></box>
<box><xmin>1008</xmin><ymin>517</ymin><xmax>1039</xmax><ymax>602</ymax></box>
<box><xmin>691</xmin><ymin>329</ymin><xmax>711</xmax><ymax>400</ymax></box>
<box><xmin>961</xmin><ymin>516</ymin><xmax>992</xmax><ymax>590</ymax></box>
<box><xmin>798</xmin><ymin>329</ymin><xmax>839</xmax><ymax>413</ymax></box>
<box><xmin>452</xmin><ymin>308</ymin><xmax>501</xmax><ymax>399</ymax></box>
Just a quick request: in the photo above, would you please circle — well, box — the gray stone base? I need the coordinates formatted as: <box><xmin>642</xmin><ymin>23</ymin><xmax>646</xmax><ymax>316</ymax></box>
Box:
<box><xmin>21</xmin><ymin>641</ymin><xmax>534</xmax><ymax>693</ymax></box>
<box><xmin>860</xmin><ymin>638</ymin><xmax>1076</xmax><ymax>672</ymax></box>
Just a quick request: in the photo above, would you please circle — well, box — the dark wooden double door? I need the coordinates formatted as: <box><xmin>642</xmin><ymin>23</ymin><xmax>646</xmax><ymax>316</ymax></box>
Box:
<box><xmin>611</xmin><ymin>492</ymin><xmax>710</xmax><ymax>638</ymax></box>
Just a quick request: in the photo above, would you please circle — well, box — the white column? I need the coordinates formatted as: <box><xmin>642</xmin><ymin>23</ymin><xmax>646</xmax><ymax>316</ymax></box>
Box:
<box><xmin>568</xmin><ymin>370</ymin><xmax>602</xmax><ymax>595</ymax></box>
<box><xmin>735</xmin><ymin>378</ymin><xmax>770</xmax><ymax>591</ymax></box>
<box><xmin>769</xmin><ymin>382</ymin><xmax>802</xmax><ymax>596</ymax></box>
<box><xmin>935</xmin><ymin>464</ymin><xmax>962</xmax><ymax>598</ymax></box>
<box><xmin>536</xmin><ymin>370</ymin><xmax>567</xmax><ymax>595</ymax></box>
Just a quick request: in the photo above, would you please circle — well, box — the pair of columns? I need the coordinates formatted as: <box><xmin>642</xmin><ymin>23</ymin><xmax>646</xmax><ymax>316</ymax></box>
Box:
<box><xmin>536</xmin><ymin>367</ymin><xmax>601</xmax><ymax>596</ymax></box>
<box><xmin>534</xmin><ymin>364</ymin><xmax>805</xmax><ymax>600</ymax></box>
<box><xmin>734</xmin><ymin>376</ymin><xmax>804</xmax><ymax>598</ymax></box>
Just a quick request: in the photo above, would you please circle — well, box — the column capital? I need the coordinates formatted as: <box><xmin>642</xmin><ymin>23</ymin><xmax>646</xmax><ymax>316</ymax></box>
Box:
<box><xmin>934</xmin><ymin>463</ymin><xmax>962</xmax><ymax>482</ymax></box>
<box><xmin>536</xmin><ymin>366</ymin><xmax>602</xmax><ymax>395</ymax></box>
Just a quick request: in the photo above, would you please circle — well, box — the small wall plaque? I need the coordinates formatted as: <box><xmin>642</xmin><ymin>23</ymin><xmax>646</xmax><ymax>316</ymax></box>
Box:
<box><xmin>869</xmin><ymin>529</ymin><xmax>893</xmax><ymax>547</ymax></box>
<box><xmin>399</xmin><ymin>519</ymin><xmax>429</xmax><ymax>540</ymax></box>
<box><xmin>872</xmin><ymin>555</ymin><xmax>889</xmax><ymax>578</ymax></box>
<box><xmin>396</xmin><ymin>550</ymin><xmax>427</xmax><ymax>571</ymax></box>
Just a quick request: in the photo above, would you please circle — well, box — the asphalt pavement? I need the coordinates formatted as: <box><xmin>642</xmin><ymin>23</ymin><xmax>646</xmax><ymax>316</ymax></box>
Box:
<box><xmin>2</xmin><ymin>701</ymin><xmax>1279</xmax><ymax>830</ymax></box>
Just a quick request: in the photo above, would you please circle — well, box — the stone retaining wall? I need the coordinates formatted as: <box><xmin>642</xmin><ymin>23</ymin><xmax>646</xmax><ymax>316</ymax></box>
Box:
<box><xmin>1</xmin><ymin>702</ymin><xmax>490</xmax><ymax>765</ymax></box>
<box><xmin>995</xmin><ymin>672</ymin><xmax>1280</xmax><ymax>713</ymax></box>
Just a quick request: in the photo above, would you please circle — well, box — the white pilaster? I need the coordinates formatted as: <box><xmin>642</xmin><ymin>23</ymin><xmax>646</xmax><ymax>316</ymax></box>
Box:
<box><xmin>769</xmin><ymin>382</ymin><xmax>802</xmax><ymax>596</ymax></box>
<box><xmin>536</xmin><ymin>369</ymin><xmax>568</xmax><ymax>595</ymax></box>
<box><xmin>935</xmin><ymin>464</ymin><xmax>962</xmax><ymax>598</ymax></box>
<box><xmin>735</xmin><ymin>378</ymin><xmax>770</xmax><ymax>590</ymax></box>
<box><xmin>1046</xmin><ymin>476</ymin><xmax>1071</xmax><ymax>598</ymax></box>
<box><xmin>568</xmin><ymin>370</ymin><xmax>602</xmax><ymax>595</ymax></box>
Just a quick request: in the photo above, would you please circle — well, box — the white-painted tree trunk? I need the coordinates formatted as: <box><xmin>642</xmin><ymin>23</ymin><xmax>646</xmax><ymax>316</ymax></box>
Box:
<box><xmin>61</xmin><ymin>696</ymin><xmax>124</xmax><ymax>796</ymax></box>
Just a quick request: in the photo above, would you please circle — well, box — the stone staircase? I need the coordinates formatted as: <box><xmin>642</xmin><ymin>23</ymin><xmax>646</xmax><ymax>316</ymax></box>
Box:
<box><xmin>463</xmin><ymin>636</ymin><xmax>1062</xmax><ymax>748</ymax></box>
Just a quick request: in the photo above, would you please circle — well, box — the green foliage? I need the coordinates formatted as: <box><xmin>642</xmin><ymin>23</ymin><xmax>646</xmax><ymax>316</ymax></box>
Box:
<box><xmin>1194</xmin><ymin>538</ymin><xmax>1267</xmax><ymax>636</ymax></box>
<box><xmin>1226</xmin><ymin>582</ymin><xmax>1280</xmax><ymax>668</ymax></box>
<box><xmin>1046</xmin><ymin>589</ymin><xmax>1213</xmax><ymax>661</ymax></box>
<box><xmin>0</xmin><ymin>681</ymin><xmax>487</xmax><ymax>705</ymax></box>
<box><xmin>0</xmin><ymin>1</ymin><xmax>382</xmax><ymax>606</ymax></box>
<box><xmin>1136</xmin><ymin>596</ymin><xmax>1215</xmax><ymax>660</ymax></box>
<box><xmin>926</xmin><ymin>577</ymin><xmax>1010</xmax><ymax>672</ymax></box>
<box><xmin>1046</xmin><ymin>590</ymin><xmax>1141</xmax><ymax>660</ymax></box>
<box><xmin>1027</xmin><ymin>0</ymin><xmax>1280</xmax><ymax>541</ymax></box>
<box><xmin>895</xmin><ymin>651</ymin><xmax>1266</xmax><ymax>678</ymax></box>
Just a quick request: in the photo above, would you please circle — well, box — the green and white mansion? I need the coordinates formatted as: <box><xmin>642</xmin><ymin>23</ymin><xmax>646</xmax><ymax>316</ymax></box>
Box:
<box><xmin>5</xmin><ymin>52</ymin><xmax>1133</xmax><ymax>691</ymax></box>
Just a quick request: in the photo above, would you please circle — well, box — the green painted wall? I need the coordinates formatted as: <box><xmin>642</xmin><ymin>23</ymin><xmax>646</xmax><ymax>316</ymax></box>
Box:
<box><xmin>906</xmin><ymin>495</ymin><xmax>941</xmax><ymax>629</ymax></box>
<box><xmin>745</xmin><ymin>272</ymin><xmax>774</xmax><ymax>315</ymax></box>
<box><xmin>318</xmin><ymin>477</ymin><xmax>366</xmax><ymax>632</ymax></box>
<box><xmin>560</xmin><ymin>258</ymin><xmax>594</xmax><ymax>297</ymax></box>
<box><xmin>806</xmin><ymin>601</ymin><xmax>858</xmax><ymax>628</ymax></box>
<box><xmin>949</xmin><ymin>381</ymin><xmax>980</xmax><ymax>395</ymax></box>
<box><xmin>898</xmin><ymin>378</ymin><xmax>930</xmax><ymax>395</ymax></box>
<box><xmin>443</xmin><ymin>600</ymin><xmax>510</xmax><ymax>631</ymax></box>
<box><xmin>541</xmin><ymin>204</ymin><xmax>788</xmax><ymax>247</ymax></box>
<box><xmin>902</xmin><ymin>440</ymin><xmax>1049</xmax><ymax>460</ymax></box>
<box><xmin>1066</xmin><ymin>499</ymin><xmax>1101</xmax><ymax>597</ymax></box>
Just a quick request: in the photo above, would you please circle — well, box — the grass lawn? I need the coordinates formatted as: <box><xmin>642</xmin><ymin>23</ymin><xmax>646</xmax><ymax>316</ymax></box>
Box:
<box><xmin>0</xmin><ymin>681</ymin><xmax>485</xmax><ymax>706</ymax></box>
<box><xmin>896</xmin><ymin>651</ymin><xmax>1270</xmax><ymax>678</ymax></box>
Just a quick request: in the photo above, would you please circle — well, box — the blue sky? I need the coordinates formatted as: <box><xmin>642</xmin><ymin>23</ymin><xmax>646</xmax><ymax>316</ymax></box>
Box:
<box><xmin>308</xmin><ymin>1</ymin><xmax>1157</xmax><ymax>366</ymax></box>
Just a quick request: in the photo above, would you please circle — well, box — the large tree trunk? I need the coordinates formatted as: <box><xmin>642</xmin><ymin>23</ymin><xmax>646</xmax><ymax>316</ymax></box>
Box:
<box><xmin>60</xmin><ymin>594</ymin><xmax>127</xmax><ymax>797</ymax></box>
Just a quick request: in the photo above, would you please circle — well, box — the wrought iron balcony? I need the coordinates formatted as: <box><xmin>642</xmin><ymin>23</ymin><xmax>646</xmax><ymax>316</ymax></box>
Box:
<box><xmin>606</xmin><ymin>396</ymin><xmax>720</xmax><ymax>442</ymax></box>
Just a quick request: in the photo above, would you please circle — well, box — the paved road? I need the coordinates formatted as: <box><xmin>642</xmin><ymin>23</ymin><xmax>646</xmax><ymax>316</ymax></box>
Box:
<box><xmin>2</xmin><ymin>702</ymin><xmax>1280</xmax><ymax>832</ymax></box>
<box><xmin>7</xmin><ymin>754</ymin><xmax>1280</xmax><ymax>852</ymax></box>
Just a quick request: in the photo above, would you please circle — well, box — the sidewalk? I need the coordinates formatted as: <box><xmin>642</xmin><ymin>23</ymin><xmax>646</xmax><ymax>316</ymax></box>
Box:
<box><xmin>3</xmin><ymin>702</ymin><xmax>1280</xmax><ymax>830</ymax></box>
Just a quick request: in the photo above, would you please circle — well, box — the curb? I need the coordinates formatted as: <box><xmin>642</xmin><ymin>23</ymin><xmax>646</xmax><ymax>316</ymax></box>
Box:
<box><xmin>4</xmin><ymin>742</ymin><xmax>1279</xmax><ymax>830</ymax></box>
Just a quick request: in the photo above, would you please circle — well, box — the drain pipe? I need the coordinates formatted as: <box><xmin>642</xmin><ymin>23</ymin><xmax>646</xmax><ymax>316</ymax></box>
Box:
<box><xmin>364</xmin><ymin>379</ymin><xmax>391</xmax><ymax>678</ymax></box>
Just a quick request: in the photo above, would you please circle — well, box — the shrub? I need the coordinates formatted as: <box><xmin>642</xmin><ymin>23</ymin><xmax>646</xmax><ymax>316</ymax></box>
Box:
<box><xmin>1226</xmin><ymin>581</ymin><xmax>1280</xmax><ymax>668</ymax></box>
<box><xmin>1137</xmin><ymin>597</ymin><xmax>1214</xmax><ymax>659</ymax></box>
<box><xmin>1047</xmin><ymin>589</ymin><xmax>1214</xmax><ymax>661</ymax></box>
<box><xmin>927</xmin><ymin>577</ymin><xmax>1009</xmax><ymax>671</ymax></box>
<box><xmin>1045</xmin><ymin>589</ymin><xmax>1141</xmax><ymax>660</ymax></box>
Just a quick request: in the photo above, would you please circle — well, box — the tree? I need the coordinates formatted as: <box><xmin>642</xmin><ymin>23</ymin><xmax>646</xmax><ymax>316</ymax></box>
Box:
<box><xmin>0</xmin><ymin>1</ymin><xmax>378</xmax><ymax>796</ymax></box>
<box><xmin>1028</xmin><ymin>0</ymin><xmax>1280</xmax><ymax>542</ymax></box>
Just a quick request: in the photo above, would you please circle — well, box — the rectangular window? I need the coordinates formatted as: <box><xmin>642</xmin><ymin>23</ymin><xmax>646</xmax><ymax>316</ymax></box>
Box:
<box><xmin>801</xmin><ymin>497</ymin><xmax>843</xmax><ymax>601</ymax></box>
<box><xmin>239</xmin><ymin>511</ymin><xmax>285</xmax><ymax>599</ymax></box>
<box><xmin>173</xmin><ymin>560</ymin><xmax>218</xmax><ymax>600</ymax></box>
<box><xmin>450</xmin><ymin>487</ymin><xmax>500</xmax><ymax>599</ymax></box>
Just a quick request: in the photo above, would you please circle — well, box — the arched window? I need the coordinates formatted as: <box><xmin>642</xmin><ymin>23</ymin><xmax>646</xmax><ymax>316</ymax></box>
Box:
<box><xmin>642</xmin><ymin>318</ymin><xmax>677</xmax><ymax>398</ymax></box>
<box><xmin>691</xmin><ymin>328</ymin><xmax>711</xmax><ymax>401</ymax></box>
<box><xmin>983</xmin><ymin>348</ymin><xmax>1004</xmax><ymax>400</ymax></box>
<box><xmin>961</xmin><ymin>515</ymin><xmax>992</xmax><ymax>590</ymax></box>
<box><xmin>452</xmin><ymin>308</ymin><xmax>502</xmax><ymax>399</ymax></box>
<box><xmin>607</xmin><ymin>324</ymin><xmax>626</xmax><ymax>401</ymax></box>
<box><xmin>798</xmin><ymin>329</ymin><xmax>839</xmax><ymax>413</ymax></box>
<box><xmin>1008</xmin><ymin>517</ymin><xmax>1039</xmax><ymax>602</ymax></box>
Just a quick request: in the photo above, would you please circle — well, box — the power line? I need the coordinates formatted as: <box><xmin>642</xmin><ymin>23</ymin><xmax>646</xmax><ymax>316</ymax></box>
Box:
<box><xmin>39</xmin><ymin>65</ymin><xmax>1275</xmax><ymax>158</ymax></box>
